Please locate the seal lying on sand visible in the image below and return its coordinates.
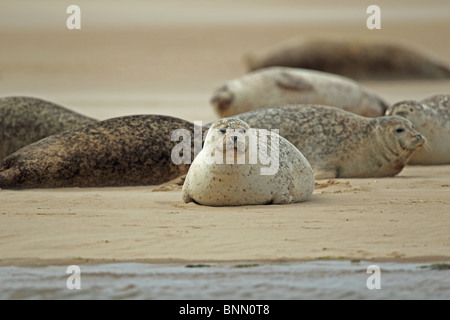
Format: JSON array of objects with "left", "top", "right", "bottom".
[
  {"left": 0, "top": 96, "right": 96, "bottom": 160},
  {"left": 386, "top": 94, "right": 450, "bottom": 165},
  {"left": 245, "top": 37, "right": 450, "bottom": 80},
  {"left": 0, "top": 115, "right": 205, "bottom": 189},
  {"left": 210, "top": 67, "right": 388, "bottom": 118},
  {"left": 182, "top": 118, "right": 314, "bottom": 206},
  {"left": 231, "top": 105, "right": 425, "bottom": 179}
]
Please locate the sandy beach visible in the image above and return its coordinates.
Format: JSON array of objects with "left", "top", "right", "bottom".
[
  {"left": 1, "top": 165, "right": 450, "bottom": 267},
  {"left": 1, "top": 0, "right": 450, "bottom": 269}
]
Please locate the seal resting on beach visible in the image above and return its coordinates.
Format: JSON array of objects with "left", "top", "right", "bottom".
[
  {"left": 210, "top": 67, "right": 388, "bottom": 118},
  {"left": 182, "top": 118, "right": 314, "bottom": 206},
  {"left": 0, "top": 115, "right": 205, "bottom": 189},
  {"left": 386, "top": 94, "right": 450, "bottom": 165},
  {"left": 245, "top": 37, "right": 450, "bottom": 80},
  {"left": 231, "top": 105, "right": 426, "bottom": 179},
  {"left": 0, "top": 96, "right": 96, "bottom": 160}
]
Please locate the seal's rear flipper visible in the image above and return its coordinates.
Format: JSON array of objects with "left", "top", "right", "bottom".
[{"left": 0, "top": 167, "right": 20, "bottom": 189}]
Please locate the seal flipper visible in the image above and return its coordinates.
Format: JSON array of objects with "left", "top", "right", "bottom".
[
  {"left": 181, "top": 187, "right": 193, "bottom": 204},
  {"left": 275, "top": 71, "right": 314, "bottom": 91},
  {"left": 0, "top": 167, "right": 20, "bottom": 189}
]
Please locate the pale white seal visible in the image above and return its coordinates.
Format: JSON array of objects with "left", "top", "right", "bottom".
[
  {"left": 386, "top": 94, "right": 450, "bottom": 165},
  {"left": 0, "top": 115, "right": 205, "bottom": 189},
  {"left": 182, "top": 118, "right": 315, "bottom": 206},
  {"left": 210, "top": 67, "right": 387, "bottom": 118}
]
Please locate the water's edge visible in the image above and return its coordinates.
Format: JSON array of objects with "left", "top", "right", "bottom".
[{"left": 1, "top": 260, "right": 448, "bottom": 299}]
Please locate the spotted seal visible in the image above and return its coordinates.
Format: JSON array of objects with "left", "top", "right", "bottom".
[
  {"left": 386, "top": 94, "right": 450, "bottom": 165},
  {"left": 0, "top": 96, "right": 96, "bottom": 160},
  {"left": 182, "top": 118, "right": 314, "bottom": 206},
  {"left": 0, "top": 115, "right": 205, "bottom": 189},
  {"left": 245, "top": 37, "right": 450, "bottom": 80}
]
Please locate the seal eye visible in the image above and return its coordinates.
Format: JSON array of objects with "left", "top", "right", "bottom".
[
  {"left": 395, "top": 128, "right": 405, "bottom": 133},
  {"left": 219, "top": 128, "right": 227, "bottom": 134}
]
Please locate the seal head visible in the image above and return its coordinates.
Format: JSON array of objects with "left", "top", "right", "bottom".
[{"left": 386, "top": 95, "right": 450, "bottom": 164}]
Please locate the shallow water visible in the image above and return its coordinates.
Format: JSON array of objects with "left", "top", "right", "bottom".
[{"left": 0, "top": 260, "right": 448, "bottom": 300}]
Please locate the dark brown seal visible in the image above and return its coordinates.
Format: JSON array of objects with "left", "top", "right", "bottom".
[
  {"left": 246, "top": 38, "right": 450, "bottom": 80},
  {"left": 0, "top": 96, "right": 96, "bottom": 160},
  {"left": 0, "top": 115, "right": 205, "bottom": 189}
]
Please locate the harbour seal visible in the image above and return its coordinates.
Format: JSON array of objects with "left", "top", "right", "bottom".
[
  {"left": 386, "top": 94, "right": 450, "bottom": 165},
  {"left": 231, "top": 105, "right": 425, "bottom": 179},
  {"left": 245, "top": 37, "right": 450, "bottom": 80},
  {"left": 182, "top": 118, "right": 314, "bottom": 206},
  {"left": 0, "top": 115, "right": 205, "bottom": 189},
  {"left": 210, "top": 67, "right": 388, "bottom": 118},
  {"left": 0, "top": 96, "right": 96, "bottom": 160}
]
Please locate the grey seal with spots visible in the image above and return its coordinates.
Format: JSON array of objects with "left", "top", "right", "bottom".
[
  {"left": 210, "top": 67, "right": 388, "bottom": 118},
  {"left": 0, "top": 115, "right": 205, "bottom": 189},
  {"left": 386, "top": 94, "right": 450, "bottom": 165},
  {"left": 232, "top": 105, "right": 425, "bottom": 179},
  {"left": 245, "top": 37, "right": 450, "bottom": 80},
  {"left": 0, "top": 96, "right": 96, "bottom": 160},
  {"left": 182, "top": 118, "right": 314, "bottom": 206}
]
